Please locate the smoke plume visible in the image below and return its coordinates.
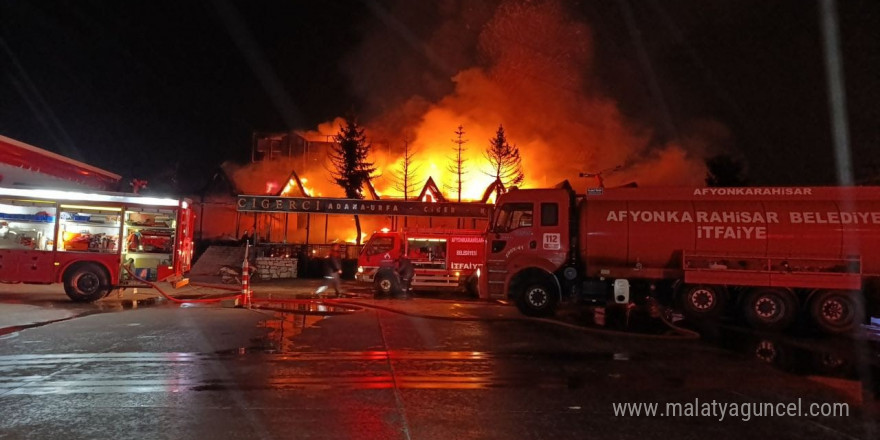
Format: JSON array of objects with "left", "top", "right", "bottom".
[{"left": 238, "top": 0, "right": 715, "bottom": 202}]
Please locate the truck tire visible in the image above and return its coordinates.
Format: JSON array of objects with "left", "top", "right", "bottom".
[
  {"left": 516, "top": 283, "right": 558, "bottom": 317},
  {"left": 680, "top": 284, "right": 726, "bottom": 320},
  {"left": 374, "top": 272, "right": 398, "bottom": 297},
  {"left": 63, "top": 263, "right": 110, "bottom": 302},
  {"left": 743, "top": 288, "right": 797, "bottom": 331},
  {"left": 810, "top": 290, "right": 864, "bottom": 335}
]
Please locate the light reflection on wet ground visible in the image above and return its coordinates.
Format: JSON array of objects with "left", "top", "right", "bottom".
[
  {"left": 0, "top": 348, "right": 641, "bottom": 395},
  {"left": 704, "top": 325, "right": 880, "bottom": 401},
  {"left": 557, "top": 304, "right": 880, "bottom": 403},
  {"left": 1, "top": 294, "right": 878, "bottom": 407}
]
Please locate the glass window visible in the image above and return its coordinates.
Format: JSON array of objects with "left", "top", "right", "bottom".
[
  {"left": 541, "top": 203, "right": 558, "bottom": 226},
  {"left": 366, "top": 236, "right": 395, "bottom": 255},
  {"left": 493, "top": 203, "right": 534, "bottom": 231},
  {"left": 407, "top": 238, "right": 447, "bottom": 262}
]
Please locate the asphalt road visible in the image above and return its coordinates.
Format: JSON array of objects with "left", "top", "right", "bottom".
[{"left": 0, "top": 282, "right": 878, "bottom": 440}]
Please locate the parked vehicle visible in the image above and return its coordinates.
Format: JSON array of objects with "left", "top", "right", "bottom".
[
  {"left": 0, "top": 187, "right": 193, "bottom": 301},
  {"left": 482, "top": 183, "right": 880, "bottom": 334},
  {"left": 356, "top": 228, "right": 484, "bottom": 296}
]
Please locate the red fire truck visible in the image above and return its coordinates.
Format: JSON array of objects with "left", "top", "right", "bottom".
[
  {"left": 482, "top": 183, "right": 880, "bottom": 334},
  {"left": 356, "top": 228, "right": 485, "bottom": 296},
  {"left": 0, "top": 187, "right": 194, "bottom": 301}
]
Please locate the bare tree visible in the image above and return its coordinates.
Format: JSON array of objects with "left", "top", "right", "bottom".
[
  {"left": 484, "top": 124, "right": 524, "bottom": 196},
  {"left": 328, "top": 113, "right": 377, "bottom": 245},
  {"left": 392, "top": 133, "right": 420, "bottom": 201},
  {"left": 445, "top": 125, "right": 469, "bottom": 202}
]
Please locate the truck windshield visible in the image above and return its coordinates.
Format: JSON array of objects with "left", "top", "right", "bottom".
[
  {"left": 365, "top": 236, "right": 394, "bottom": 255},
  {"left": 492, "top": 203, "right": 533, "bottom": 232}
]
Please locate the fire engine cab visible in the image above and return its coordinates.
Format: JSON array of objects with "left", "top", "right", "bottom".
[{"left": 356, "top": 228, "right": 484, "bottom": 296}]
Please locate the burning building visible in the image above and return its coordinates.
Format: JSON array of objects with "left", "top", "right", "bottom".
[
  {"left": 196, "top": 0, "right": 724, "bottom": 255},
  {"left": 194, "top": 129, "right": 494, "bottom": 251}
]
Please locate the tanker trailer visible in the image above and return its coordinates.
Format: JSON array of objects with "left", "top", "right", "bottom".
[{"left": 482, "top": 183, "right": 880, "bottom": 334}]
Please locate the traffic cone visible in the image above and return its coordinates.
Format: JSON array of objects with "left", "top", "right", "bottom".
[{"left": 241, "top": 258, "right": 251, "bottom": 307}]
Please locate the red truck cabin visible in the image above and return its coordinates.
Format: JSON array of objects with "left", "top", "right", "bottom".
[{"left": 356, "top": 228, "right": 484, "bottom": 293}]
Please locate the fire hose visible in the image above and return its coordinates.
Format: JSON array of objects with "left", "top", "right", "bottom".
[
  {"left": 122, "top": 267, "right": 699, "bottom": 340},
  {"left": 123, "top": 266, "right": 241, "bottom": 304},
  {"left": 329, "top": 298, "right": 700, "bottom": 340}
]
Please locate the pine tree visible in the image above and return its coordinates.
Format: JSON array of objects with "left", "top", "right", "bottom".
[
  {"left": 328, "top": 113, "right": 377, "bottom": 244},
  {"left": 392, "top": 133, "right": 420, "bottom": 201},
  {"left": 445, "top": 125, "right": 469, "bottom": 202},
  {"left": 484, "top": 124, "right": 524, "bottom": 195}
]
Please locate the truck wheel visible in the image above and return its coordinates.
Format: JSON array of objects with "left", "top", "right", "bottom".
[
  {"left": 63, "top": 263, "right": 110, "bottom": 302},
  {"left": 743, "top": 288, "right": 797, "bottom": 331},
  {"left": 516, "top": 283, "right": 558, "bottom": 317},
  {"left": 810, "top": 290, "right": 864, "bottom": 335},
  {"left": 680, "top": 285, "right": 726, "bottom": 320},
  {"left": 374, "top": 273, "right": 397, "bottom": 297}
]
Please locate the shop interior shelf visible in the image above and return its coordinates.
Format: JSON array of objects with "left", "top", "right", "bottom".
[{"left": 0, "top": 213, "right": 55, "bottom": 223}]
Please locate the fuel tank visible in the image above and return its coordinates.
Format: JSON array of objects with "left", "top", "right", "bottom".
[{"left": 579, "top": 187, "right": 880, "bottom": 276}]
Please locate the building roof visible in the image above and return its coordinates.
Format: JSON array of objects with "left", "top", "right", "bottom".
[
  {"left": 417, "top": 176, "right": 447, "bottom": 203},
  {"left": 0, "top": 135, "right": 121, "bottom": 190}
]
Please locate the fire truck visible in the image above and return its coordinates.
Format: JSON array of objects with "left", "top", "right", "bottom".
[
  {"left": 482, "top": 183, "right": 880, "bottom": 334},
  {"left": 356, "top": 228, "right": 485, "bottom": 296},
  {"left": 0, "top": 187, "right": 194, "bottom": 301}
]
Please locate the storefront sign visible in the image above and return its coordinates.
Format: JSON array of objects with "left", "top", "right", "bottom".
[{"left": 237, "top": 196, "right": 491, "bottom": 218}]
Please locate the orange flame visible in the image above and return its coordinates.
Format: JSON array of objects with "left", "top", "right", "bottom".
[{"left": 234, "top": 0, "right": 715, "bottom": 214}]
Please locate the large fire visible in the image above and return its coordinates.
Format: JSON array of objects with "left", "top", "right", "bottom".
[
  {"left": 293, "top": 0, "right": 710, "bottom": 201},
  {"left": 226, "top": 0, "right": 720, "bottom": 243}
]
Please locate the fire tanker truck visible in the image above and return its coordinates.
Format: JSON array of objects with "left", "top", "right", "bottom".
[
  {"left": 0, "top": 187, "right": 193, "bottom": 302},
  {"left": 482, "top": 183, "right": 880, "bottom": 334},
  {"left": 356, "top": 228, "right": 484, "bottom": 296}
]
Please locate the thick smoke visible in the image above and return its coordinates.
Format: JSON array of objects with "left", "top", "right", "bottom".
[
  {"left": 342, "top": 0, "right": 711, "bottom": 194},
  {"left": 238, "top": 0, "right": 714, "bottom": 203}
]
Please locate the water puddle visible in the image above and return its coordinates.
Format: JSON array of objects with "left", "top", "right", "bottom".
[
  {"left": 255, "top": 301, "right": 362, "bottom": 316},
  {"left": 705, "top": 326, "right": 880, "bottom": 402},
  {"left": 235, "top": 302, "right": 363, "bottom": 353}
]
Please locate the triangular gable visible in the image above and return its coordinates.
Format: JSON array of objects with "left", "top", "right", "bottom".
[
  {"left": 479, "top": 178, "right": 505, "bottom": 203},
  {"left": 417, "top": 176, "right": 447, "bottom": 203},
  {"left": 276, "top": 169, "right": 311, "bottom": 197},
  {"left": 199, "top": 167, "right": 242, "bottom": 198}
]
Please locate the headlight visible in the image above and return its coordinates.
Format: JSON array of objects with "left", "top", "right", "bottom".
[
  {"left": 357, "top": 266, "right": 364, "bottom": 273},
  {"left": 476, "top": 268, "right": 481, "bottom": 277}
]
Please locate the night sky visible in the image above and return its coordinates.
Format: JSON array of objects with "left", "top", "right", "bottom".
[{"left": 1, "top": 0, "right": 878, "bottom": 194}]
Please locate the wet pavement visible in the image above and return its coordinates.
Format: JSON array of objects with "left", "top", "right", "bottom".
[{"left": 0, "top": 278, "right": 878, "bottom": 439}]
